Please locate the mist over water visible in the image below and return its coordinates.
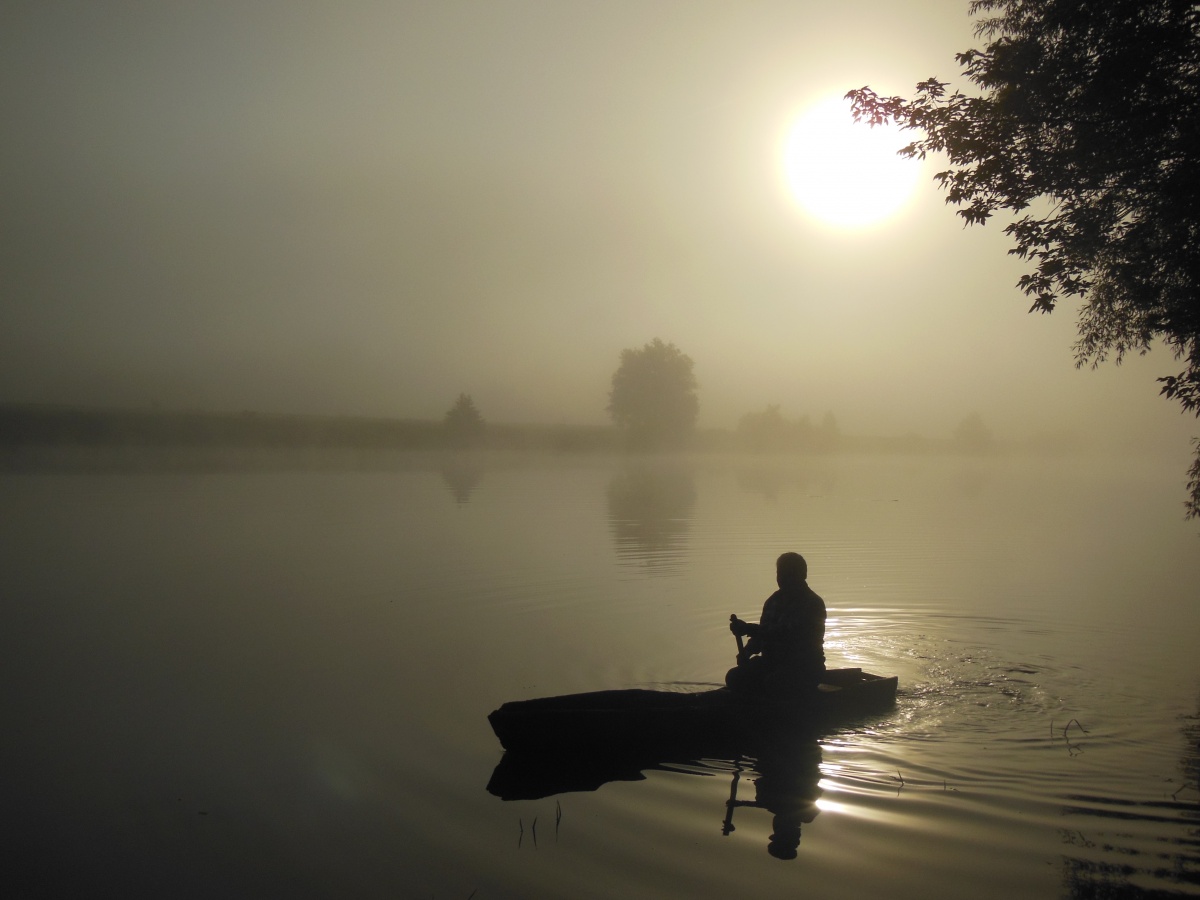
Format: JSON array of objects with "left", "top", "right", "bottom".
[
  {"left": 3, "top": 0, "right": 1196, "bottom": 464},
  {"left": 3, "top": 451, "right": 1198, "bottom": 898},
  {"left": 6, "top": 4, "right": 1198, "bottom": 893}
]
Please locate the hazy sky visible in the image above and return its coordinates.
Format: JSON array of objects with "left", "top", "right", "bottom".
[{"left": 2, "top": 0, "right": 1194, "bottom": 451}]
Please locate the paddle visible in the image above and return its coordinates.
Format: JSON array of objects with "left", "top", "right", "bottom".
[{"left": 730, "top": 614, "right": 745, "bottom": 661}]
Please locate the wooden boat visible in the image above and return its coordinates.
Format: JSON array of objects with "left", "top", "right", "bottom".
[{"left": 487, "top": 667, "right": 897, "bottom": 754}]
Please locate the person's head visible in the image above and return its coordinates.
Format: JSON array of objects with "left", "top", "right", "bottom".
[{"left": 776, "top": 552, "right": 807, "bottom": 590}]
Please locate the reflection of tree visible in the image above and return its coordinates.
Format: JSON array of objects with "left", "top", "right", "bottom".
[
  {"left": 735, "top": 462, "right": 837, "bottom": 502},
  {"left": 735, "top": 465, "right": 811, "bottom": 501},
  {"left": 440, "top": 456, "right": 483, "bottom": 505},
  {"left": 606, "top": 466, "right": 695, "bottom": 572}
]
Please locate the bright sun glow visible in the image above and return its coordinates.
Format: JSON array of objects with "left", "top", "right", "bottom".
[{"left": 782, "top": 94, "right": 922, "bottom": 230}]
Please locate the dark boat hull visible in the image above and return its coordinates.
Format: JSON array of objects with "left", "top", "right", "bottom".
[{"left": 487, "top": 668, "right": 897, "bottom": 754}]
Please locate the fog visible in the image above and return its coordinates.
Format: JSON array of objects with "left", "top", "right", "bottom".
[{"left": 2, "top": 0, "right": 1193, "bottom": 455}]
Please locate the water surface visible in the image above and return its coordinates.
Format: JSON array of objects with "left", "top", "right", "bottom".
[{"left": 3, "top": 452, "right": 1198, "bottom": 898}]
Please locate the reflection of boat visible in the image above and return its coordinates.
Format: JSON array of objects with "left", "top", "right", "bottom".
[
  {"left": 487, "top": 745, "right": 731, "bottom": 801},
  {"left": 486, "top": 729, "right": 827, "bottom": 860},
  {"left": 487, "top": 668, "right": 897, "bottom": 754}
]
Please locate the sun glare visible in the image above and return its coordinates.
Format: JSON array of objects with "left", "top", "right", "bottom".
[{"left": 781, "top": 94, "right": 922, "bottom": 230}]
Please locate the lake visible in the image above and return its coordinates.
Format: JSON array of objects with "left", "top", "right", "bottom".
[{"left": 3, "top": 451, "right": 1199, "bottom": 899}]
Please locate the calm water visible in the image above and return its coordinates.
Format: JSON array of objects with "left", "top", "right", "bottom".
[{"left": 3, "top": 452, "right": 1199, "bottom": 898}]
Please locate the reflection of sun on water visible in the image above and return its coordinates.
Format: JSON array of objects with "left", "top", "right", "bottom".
[{"left": 781, "top": 94, "right": 922, "bottom": 230}]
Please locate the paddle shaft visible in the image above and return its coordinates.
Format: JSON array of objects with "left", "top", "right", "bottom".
[{"left": 730, "top": 614, "right": 745, "bottom": 655}]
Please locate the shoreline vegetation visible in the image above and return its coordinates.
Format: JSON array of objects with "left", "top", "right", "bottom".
[{"left": 0, "top": 402, "right": 1094, "bottom": 472}]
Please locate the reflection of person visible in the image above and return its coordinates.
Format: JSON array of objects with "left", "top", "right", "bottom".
[
  {"left": 727, "top": 552, "right": 826, "bottom": 695},
  {"left": 723, "top": 739, "right": 823, "bottom": 860}
]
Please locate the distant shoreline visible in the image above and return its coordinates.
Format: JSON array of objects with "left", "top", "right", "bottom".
[
  {"left": 0, "top": 401, "right": 1086, "bottom": 465},
  {"left": 0, "top": 402, "right": 620, "bottom": 457}
]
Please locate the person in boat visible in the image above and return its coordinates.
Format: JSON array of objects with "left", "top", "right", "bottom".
[{"left": 726, "top": 552, "right": 826, "bottom": 695}]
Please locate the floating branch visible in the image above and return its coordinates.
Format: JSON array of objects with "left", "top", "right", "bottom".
[
  {"left": 555, "top": 801, "right": 562, "bottom": 839},
  {"left": 1063, "top": 718, "right": 1089, "bottom": 737},
  {"left": 531, "top": 816, "right": 538, "bottom": 849}
]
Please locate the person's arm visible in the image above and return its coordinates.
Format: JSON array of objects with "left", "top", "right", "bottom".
[
  {"left": 729, "top": 615, "right": 763, "bottom": 638},
  {"left": 729, "top": 615, "right": 762, "bottom": 664}
]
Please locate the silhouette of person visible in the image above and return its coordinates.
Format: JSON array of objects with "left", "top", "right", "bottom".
[{"left": 727, "top": 552, "right": 826, "bottom": 695}]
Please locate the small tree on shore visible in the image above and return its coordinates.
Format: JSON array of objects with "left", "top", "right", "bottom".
[
  {"left": 954, "top": 412, "right": 995, "bottom": 453},
  {"left": 443, "top": 393, "right": 485, "bottom": 448}
]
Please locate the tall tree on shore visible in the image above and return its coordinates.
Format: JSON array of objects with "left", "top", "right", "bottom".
[
  {"left": 607, "top": 338, "right": 699, "bottom": 450},
  {"left": 847, "top": 0, "right": 1200, "bottom": 515}
]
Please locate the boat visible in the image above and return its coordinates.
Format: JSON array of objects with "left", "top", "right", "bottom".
[{"left": 487, "top": 667, "right": 897, "bottom": 755}]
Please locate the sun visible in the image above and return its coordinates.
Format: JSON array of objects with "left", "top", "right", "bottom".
[{"left": 781, "top": 93, "right": 923, "bottom": 230}]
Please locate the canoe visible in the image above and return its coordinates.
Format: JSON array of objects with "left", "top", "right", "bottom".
[{"left": 487, "top": 667, "right": 897, "bottom": 754}]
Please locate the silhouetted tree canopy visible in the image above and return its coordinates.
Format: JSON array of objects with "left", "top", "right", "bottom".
[
  {"left": 847, "top": 0, "right": 1200, "bottom": 515},
  {"left": 607, "top": 338, "right": 699, "bottom": 450},
  {"left": 443, "top": 393, "right": 485, "bottom": 447},
  {"left": 735, "top": 405, "right": 843, "bottom": 453},
  {"left": 738, "top": 405, "right": 806, "bottom": 452}
]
